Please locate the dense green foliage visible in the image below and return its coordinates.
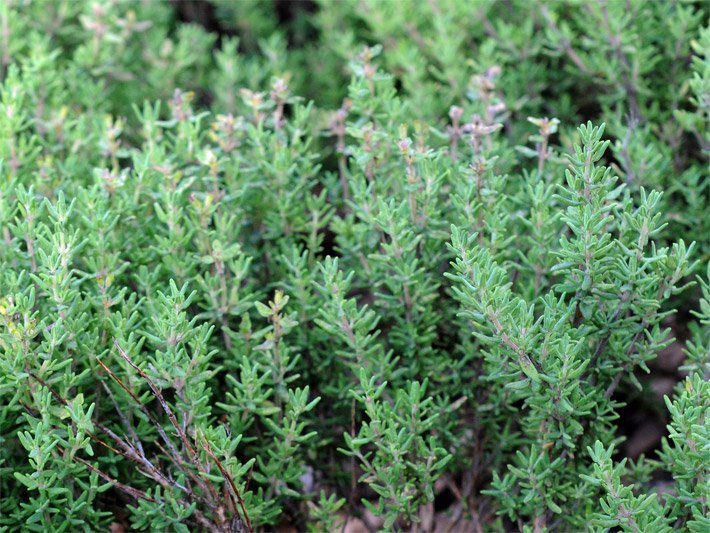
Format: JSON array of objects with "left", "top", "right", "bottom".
[{"left": 0, "top": 1, "right": 708, "bottom": 531}]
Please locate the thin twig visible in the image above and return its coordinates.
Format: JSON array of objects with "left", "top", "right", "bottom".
[
  {"left": 107, "top": 344, "right": 221, "bottom": 505},
  {"left": 199, "top": 431, "right": 253, "bottom": 532},
  {"left": 541, "top": 6, "right": 593, "bottom": 76}
]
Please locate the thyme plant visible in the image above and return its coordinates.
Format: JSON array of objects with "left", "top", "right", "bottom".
[{"left": 0, "top": 1, "right": 708, "bottom": 531}]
